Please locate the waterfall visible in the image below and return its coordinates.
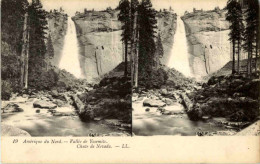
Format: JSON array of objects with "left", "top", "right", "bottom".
[
  {"left": 59, "top": 17, "right": 82, "bottom": 78},
  {"left": 168, "top": 16, "right": 191, "bottom": 77}
]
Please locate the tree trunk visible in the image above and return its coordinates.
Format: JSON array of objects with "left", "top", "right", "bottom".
[
  {"left": 99, "top": 48, "right": 103, "bottom": 74},
  {"left": 232, "top": 40, "right": 235, "bottom": 74},
  {"left": 250, "top": 47, "right": 252, "bottom": 74},
  {"left": 124, "top": 40, "right": 128, "bottom": 77},
  {"left": 95, "top": 51, "right": 100, "bottom": 75},
  {"left": 134, "top": 11, "right": 139, "bottom": 88},
  {"left": 130, "top": 4, "right": 135, "bottom": 87},
  {"left": 24, "top": 32, "right": 29, "bottom": 89},
  {"left": 204, "top": 46, "right": 208, "bottom": 74},
  {"left": 237, "top": 40, "right": 240, "bottom": 73},
  {"left": 20, "top": 12, "right": 28, "bottom": 88},
  {"left": 132, "top": 11, "right": 137, "bottom": 88},
  {"left": 255, "top": 35, "right": 258, "bottom": 72},
  {"left": 247, "top": 49, "right": 250, "bottom": 75}
]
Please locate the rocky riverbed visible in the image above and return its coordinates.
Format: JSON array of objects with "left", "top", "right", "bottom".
[
  {"left": 133, "top": 65, "right": 260, "bottom": 136},
  {"left": 132, "top": 88, "right": 243, "bottom": 136},
  {"left": 1, "top": 88, "right": 130, "bottom": 137}
]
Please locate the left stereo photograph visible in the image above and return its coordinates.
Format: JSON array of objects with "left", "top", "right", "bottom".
[{"left": 1, "top": 0, "right": 132, "bottom": 137}]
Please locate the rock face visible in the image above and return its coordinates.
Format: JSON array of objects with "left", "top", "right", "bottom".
[
  {"left": 72, "top": 10, "right": 177, "bottom": 82},
  {"left": 182, "top": 9, "right": 232, "bottom": 77},
  {"left": 76, "top": 63, "right": 132, "bottom": 125},
  {"left": 156, "top": 11, "right": 177, "bottom": 65},
  {"left": 47, "top": 12, "right": 68, "bottom": 66},
  {"left": 73, "top": 10, "right": 123, "bottom": 82}
]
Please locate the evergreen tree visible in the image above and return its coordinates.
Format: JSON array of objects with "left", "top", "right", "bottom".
[
  {"left": 154, "top": 33, "right": 163, "bottom": 69},
  {"left": 1, "top": 0, "right": 28, "bottom": 89},
  {"left": 243, "top": 0, "right": 259, "bottom": 74},
  {"left": 1, "top": 0, "right": 28, "bottom": 54},
  {"left": 235, "top": 2, "right": 244, "bottom": 73},
  {"left": 118, "top": 0, "right": 131, "bottom": 77},
  {"left": 47, "top": 34, "right": 54, "bottom": 59},
  {"left": 28, "top": 0, "right": 48, "bottom": 83},
  {"left": 138, "top": 0, "right": 157, "bottom": 77},
  {"left": 226, "top": 0, "right": 243, "bottom": 74}
]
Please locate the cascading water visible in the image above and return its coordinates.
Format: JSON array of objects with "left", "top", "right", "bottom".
[
  {"left": 168, "top": 16, "right": 191, "bottom": 77},
  {"left": 59, "top": 17, "right": 82, "bottom": 78}
]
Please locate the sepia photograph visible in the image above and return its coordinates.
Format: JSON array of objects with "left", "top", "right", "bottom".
[
  {"left": 131, "top": 0, "right": 259, "bottom": 136},
  {"left": 1, "top": 0, "right": 132, "bottom": 137},
  {"left": 0, "top": 0, "right": 259, "bottom": 163}
]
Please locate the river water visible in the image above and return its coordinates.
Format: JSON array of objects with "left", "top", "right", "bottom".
[
  {"left": 59, "top": 17, "right": 82, "bottom": 78},
  {"left": 133, "top": 98, "right": 231, "bottom": 136},
  {"left": 1, "top": 97, "right": 125, "bottom": 136}
]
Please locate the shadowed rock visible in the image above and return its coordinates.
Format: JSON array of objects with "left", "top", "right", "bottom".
[{"left": 33, "top": 100, "right": 57, "bottom": 109}]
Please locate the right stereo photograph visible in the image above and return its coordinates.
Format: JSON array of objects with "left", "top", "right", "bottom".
[{"left": 131, "top": 0, "right": 259, "bottom": 136}]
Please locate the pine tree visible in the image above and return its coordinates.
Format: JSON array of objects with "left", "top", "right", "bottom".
[
  {"left": 154, "top": 33, "right": 163, "bottom": 69},
  {"left": 28, "top": 0, "right": 48, "bottom": 84},
  {"left": 1, "top": 0, "right": 28, "bottom": 54},
  {"left": 138, "top": 0, "right": 157, "bottom": 77},
  {"left": 226, "top": 0, "right": 243, "bottom": 74},
  {"left": 118, "top": 0, "right": 131, "bottom": 77},
  {"left": 235, "top": 2, "right": 244, "bottom": 73},
  {"left": 1, "top": 0, "right": 29, "bottom": 89},
  {"left": 243, "top": 0, "right": 259, "bottom": 75},
  {"left": 47, "top": 34, "right": 54, "bottom": 59}
]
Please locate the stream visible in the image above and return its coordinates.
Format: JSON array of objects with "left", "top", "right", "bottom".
[
  {"left": 133, "top": 97, "right": 235, "bottom": 136},
  {"left": 1, "top": 97, "right": 125, "bottom": 136}
]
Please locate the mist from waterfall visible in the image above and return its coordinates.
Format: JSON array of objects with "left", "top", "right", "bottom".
[
  {"left": 168, "top": 16, "right": 191, "bottom": 77},
  {"left": 59, "top": 17, "right": 82, "bottom": 78}
]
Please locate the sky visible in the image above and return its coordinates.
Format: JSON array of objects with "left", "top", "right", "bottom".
[{"left": 39, "top": 0, "right": 228, "bottom": 16}]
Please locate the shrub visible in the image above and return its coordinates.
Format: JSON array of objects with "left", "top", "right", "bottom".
[
  {"left": 1, "top": 80, "right": 13, "bottom": 100},
  {"left": 139, "top": 68, "right": 168, "bottom": 89}
]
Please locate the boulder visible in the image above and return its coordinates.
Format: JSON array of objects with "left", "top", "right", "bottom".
[
  {"left": 143, "top": 99, "right": 166, "bottom": 107},
  {"left": 137, "top": 97, "right": 144, "bottom": 101},
  {"left": 1, "top": 124, "right": 31, "bottom": 136},
  {"left": 53, "top": 99, "right": 65, "bottom": 107},
  {"left": 164, "top": 98, "right": 174, "bottom": 106},
  {"left": 2, "top": 103, "right": 24, "bottom": 113},
  {"left": 145, "top": 108, "right": 150, "bottom": 112},
  {"left": 50, "top": 89, "right": 59, "bottom": 97},
  {"left": 160, "top": 88, "right": 168, "bottom": 95},
  {"left": 33, "top": 100, "right": 57, "bottom": 109},
  {"left": 157, "top": 107, "right": 166, "bottom": 113},
  {"left": 161, "top": 110, "right": 172, "bottom": 115}
]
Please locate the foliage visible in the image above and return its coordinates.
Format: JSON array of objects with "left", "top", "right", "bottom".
[
  {"left": 139, "top": 68, "right": 168, "bottom": 89},
  {"left": 46, "top": 34, "right": 54, "bottom": 59},
  {"left": 28, "top": 68, "right": 58, "bottom": 90},
  {"left": 1, "top": 80, "right": 13, "bottom": 100},
  {"left": 1, "top": 0, "right": 28, "bottom": 96},
  {"left": 118, "top": 0, "right": 131, "bottom": 45},
  {"left": 138, "top": 0, "right": 157, "bottom": 77},
  {"left": 226, "top": 0, "right": 244, "bottom": 73},
  {"left": 243, "top": 0, "right": 259, "bottom": 73},
  {"left": 28, "top": 0, "right": 49, "bottom": 84},
  {"left": 1, "top": 0, "right": 28, "bottom": 53}
]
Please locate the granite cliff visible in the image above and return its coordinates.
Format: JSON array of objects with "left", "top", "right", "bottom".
[
  {"left": 182, "top": 9, "right": 231, "bottom": 78},
  {"left": 72, "top": 10, "right": 177, "bottom": 82},
  {"left": 47, "top": 11, "right": 68, "bottom": 66}
]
